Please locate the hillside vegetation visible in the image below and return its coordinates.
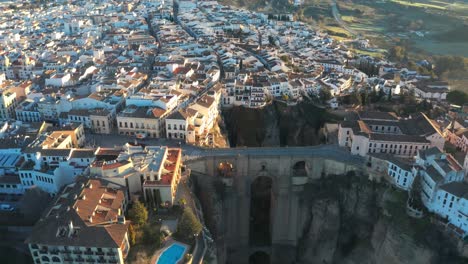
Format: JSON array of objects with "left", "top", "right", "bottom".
[{"left": 222, "top": 101, "right": 341, "bottom": 147}]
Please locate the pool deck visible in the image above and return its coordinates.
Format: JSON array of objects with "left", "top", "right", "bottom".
[{"left": 151, "top": 239, "right": 190, "bottom": 264}]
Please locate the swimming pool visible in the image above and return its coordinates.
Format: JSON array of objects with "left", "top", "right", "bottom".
[{"left": 156, "top": 243, "right": 187, "bottom": 264}]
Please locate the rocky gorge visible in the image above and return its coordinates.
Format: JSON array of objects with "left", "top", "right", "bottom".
[
  {"left": 193, "top": 171, "right": 467, "bottom": 264},
  {"left": 222, "top": 101, "right": 339, "bottom": 147}
]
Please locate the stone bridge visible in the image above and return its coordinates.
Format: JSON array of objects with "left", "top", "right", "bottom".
[{"left": 185, "top": 145, "right": 367, "bottom": 264}]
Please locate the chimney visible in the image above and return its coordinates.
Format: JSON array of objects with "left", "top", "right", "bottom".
[{"left": 67, "top": 221, "right": 74, "bottom": 237}]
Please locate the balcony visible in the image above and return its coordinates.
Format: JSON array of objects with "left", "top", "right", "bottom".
[
  {"left": 96, "top": 251, "right": 105, "bottom": 256},
  {"left": 84, "top": 250, "right": 93, "bottom": 255},
  {"left": 72, "top": 250, "right": 82, "bottom": 255}
]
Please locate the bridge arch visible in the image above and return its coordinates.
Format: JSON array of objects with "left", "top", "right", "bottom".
[{"left": 250, "top": 175, "right": 273, "bottom": 246}]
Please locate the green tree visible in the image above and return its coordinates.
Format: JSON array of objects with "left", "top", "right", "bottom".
[
  {"left": 388, "top": 46, "right": 406, "bottom": 62},
  {"left": 175, "top": 208, "right": 202, "bottom": 242},
  {"left": 446, "top": 90, "right": 468, "bottom": 106},
  {"left": 142, "top": 224, "right": 163, "bottom": 246},
  {"left": 318, "top": 88, "right": 332, "bottom": 104},
  {"left": 128, "top": 201, "right": 148, "bottom": 226},
  {"left": 360, "top": 91, "right": 369, "bottom": 105},
  {"left": 128, "top": 224, "right": 137, "bottom": 246},
  {"left": 433, "top": 55, "right": 466, "bottom": 77}
]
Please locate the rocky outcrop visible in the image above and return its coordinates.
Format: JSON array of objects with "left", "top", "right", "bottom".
[
  {"left": 371, "top": 219, "right": 434, "bottom": 264},
  {"left": 298, "top": 199, "right": 341, "bottom": 264},
  {"left": 296, "top": 173, "right": 463, "bottom": 264}
]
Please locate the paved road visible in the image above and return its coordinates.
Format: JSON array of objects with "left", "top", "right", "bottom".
[{"left": 330, "top": 1, "right": 357, "bottom": 37}]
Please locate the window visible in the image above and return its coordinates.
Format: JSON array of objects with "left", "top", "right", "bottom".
[{"left": 168, "top": 124, "right": 171, "bottom": 130}]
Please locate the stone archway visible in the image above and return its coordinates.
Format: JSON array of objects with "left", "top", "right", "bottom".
[
  {"left": 249, "top": 251, "right": 270, "bottom": 264},
  {"left": 249, "top": 176, "right": 273, "bottom": 246}
]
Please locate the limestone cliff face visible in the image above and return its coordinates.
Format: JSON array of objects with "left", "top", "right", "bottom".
[
  {"left": 296, "top": 174, "right": 461, "bottom": 264},
  {"left": 370, "top": 220, "right": 434, "bottom": 264}
]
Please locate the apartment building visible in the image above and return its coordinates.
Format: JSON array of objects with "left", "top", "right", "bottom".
[
  {"left": 0, "top": 88, "right": 17, "bottom": 120},
  {"left": 165, "top": 94, "right": 218, "bottom": 144},
  {"left": 165, "top": 110, "right": 188, "bottom": 141},
  {"left": 117, "top": 105, "right": 168, "bottom": 138},
  {"left": 26, "top": 178, "right": 130, "bottom": 264},
  {"left": 90, "top": 108, "right": 114, "bottom": 134},
  {"left": 15, "top": 99, "right": 43, "bottom": 123},
  {"left": 415, "top": 147, "right": 464, "bottom": 210},
  {"left": 431, "top": 182, "right": 468, "bottom": 237}
]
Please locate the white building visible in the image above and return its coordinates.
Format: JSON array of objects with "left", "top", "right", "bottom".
[
  {"left": 339, "top": 111, "right": 445, "bottom": 157},
  {"left": 414, "top": 147, "right": 464, "bottom": 212},
  {"left": 432, "top": 182, "right": 468, "bottom": 237},
  {"left": 387, "top": 156, "right": 415, "bottom": 190},
  {"left": 15, "top": 99, "right": 43, "bottom": 123},
  {"left": 45, "top": 73, "right": 71, "bottom": 87}
]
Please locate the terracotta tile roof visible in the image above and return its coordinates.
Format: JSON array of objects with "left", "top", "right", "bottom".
[
  {"left": 152, "top": 107, "right": 167, "bottom": 118},
  {"left": 26, "top": 178, "right": 128, "bottom": 248}
]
